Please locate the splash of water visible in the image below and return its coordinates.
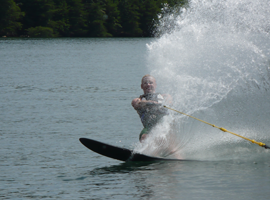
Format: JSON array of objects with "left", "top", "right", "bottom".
[{"left": 143, "top": 0, "right": 270, "bottom": 160}]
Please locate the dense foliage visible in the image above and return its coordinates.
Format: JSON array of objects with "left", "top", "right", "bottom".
[{"left": 0, "top": 0, "right": 187, "bottom": 37}]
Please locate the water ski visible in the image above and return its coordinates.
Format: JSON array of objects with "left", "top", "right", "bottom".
[{"left": 79, "top": 138, "right": 182, "bottom": 162}]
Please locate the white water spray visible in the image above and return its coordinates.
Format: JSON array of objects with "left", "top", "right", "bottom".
[{"left": 144, "top": 0, "right": 270, "bottom": 160}]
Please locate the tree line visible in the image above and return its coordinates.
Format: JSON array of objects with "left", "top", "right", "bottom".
[{"left": 0, "top": 0, "right": 187, "bottom": 37}]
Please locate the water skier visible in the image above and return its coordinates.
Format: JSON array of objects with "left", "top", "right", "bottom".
[{"left": 131, "top": 75, "right": 172, "bottom": 142}]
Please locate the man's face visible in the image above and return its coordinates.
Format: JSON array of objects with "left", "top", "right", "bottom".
[{"left": 141, "top": 77, "right": 156, "bottom": 94}]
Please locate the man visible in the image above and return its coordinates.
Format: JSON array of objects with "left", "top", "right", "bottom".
[{"left": 132, "top": 75, "right": 172, "bottom": 142}]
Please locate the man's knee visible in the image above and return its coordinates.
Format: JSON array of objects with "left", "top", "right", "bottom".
[{"left": 140, "top": 134, "right": 148, "bottom": 142}]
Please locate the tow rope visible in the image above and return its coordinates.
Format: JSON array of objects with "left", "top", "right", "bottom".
[{"left": 164, "top": 106, "right": 270, "bottom": 149}]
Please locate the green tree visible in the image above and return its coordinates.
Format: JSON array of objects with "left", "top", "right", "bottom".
[
  {"left": 104, "top": 0, "right": 121, "bottom": 36},
  {"left": 27, "top": 26, "right": 54, "bottom": 37},
  {"left": 66, "top": 0, "right": 87, "bottom": 36},
  {"left": 118, "top": 0, "right": 142, "bottom": 37},
  {"left": 48, "top": 0, "right": 70, "bottom": 36},
  {"left": 0, "top": 0, "right": 24, "bottom": 36},
  {"left": 85, "top": 1, "right": 110, "bottom": 37},
  {"left": 4, "top": 0, "right": 188, "bottom": 37},
  {"left": 139, "top": 0, "right": 164, "bottom": 37},
  {"left": 166, "top": 0, "right": 187, "bottom": 7},
  {"left": 18, "top": 0, "right": 55, "bottom": 31}
]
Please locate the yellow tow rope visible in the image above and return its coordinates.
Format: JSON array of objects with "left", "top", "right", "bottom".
[{"left": 164, "top": 105, "right": 270, "bottom": 149}]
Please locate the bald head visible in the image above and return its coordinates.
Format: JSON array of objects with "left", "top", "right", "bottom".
[
  {"left": 141, "top": 75, "right": 156, "bottom": 94},
  {"left": 141, "top": 75, "right": 156, "bottom": 84}
]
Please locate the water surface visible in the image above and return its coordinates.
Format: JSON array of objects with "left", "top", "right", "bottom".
[{"left": 1, "top": 1, "right": 270, "bottom": 197}]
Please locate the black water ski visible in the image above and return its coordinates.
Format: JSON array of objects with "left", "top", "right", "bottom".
[{"left": 79, "top": 138, "right": 181, "bottom": 162}]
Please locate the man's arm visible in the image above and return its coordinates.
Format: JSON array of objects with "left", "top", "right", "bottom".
[{"left": 131, "top": 98, "right": 159, "bottom": 110}]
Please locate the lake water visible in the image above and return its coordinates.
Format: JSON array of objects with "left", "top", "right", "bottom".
[
  {"left": 1, "top": 1, "right": 270, "bottom": 198},
  {"left": 1, "top": 37, "right": 270, "bottom": 200}
]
